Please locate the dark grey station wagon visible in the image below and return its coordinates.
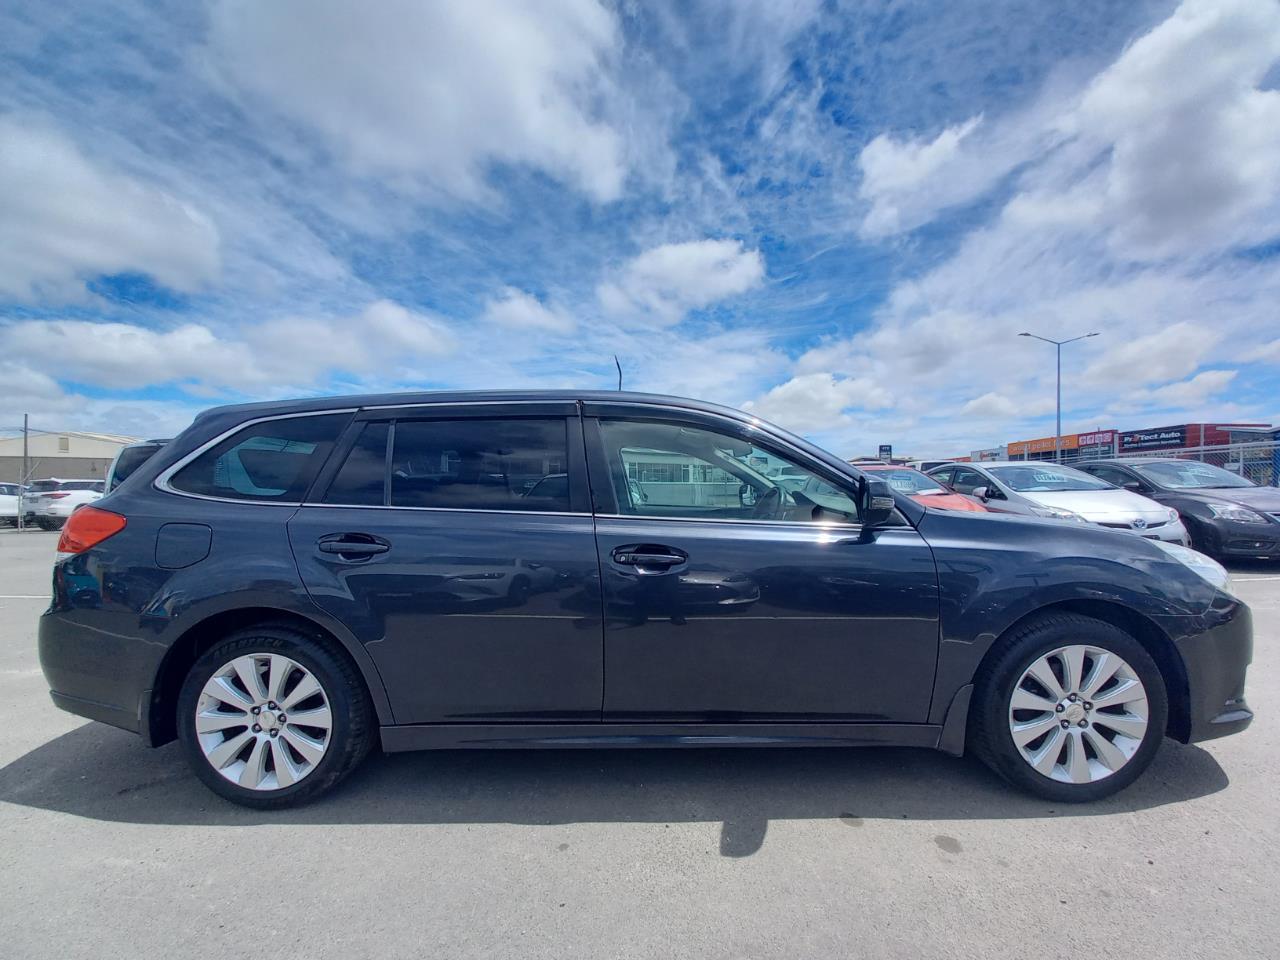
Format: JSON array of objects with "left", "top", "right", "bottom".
[{"left": 39, "top": 391, "right": 1252, "bottom": 807}]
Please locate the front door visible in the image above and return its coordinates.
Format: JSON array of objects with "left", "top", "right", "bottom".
[
  {"left": 583, "top": 407, "right": 940, "bottom": 723},
  {"left": 289, "top": 405, "right": 604, "bottom": 724}
]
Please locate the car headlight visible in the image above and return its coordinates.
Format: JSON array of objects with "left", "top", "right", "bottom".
[
  {"left": 1030, "top": 505, "right": 1088, "bottom": 523},
  {"left": 1166, "top": 507, "right": 1180, "bottom": 523},
  {"left": 1152, "top": 540, "right": 1232, "bottom": 593},
  {"left": 1206, "top": 502, "right": 1267, "bottom": 523}
]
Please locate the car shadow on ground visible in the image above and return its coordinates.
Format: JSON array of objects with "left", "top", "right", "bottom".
[{"left": 0, "top": 723, "right": 1229, "bottom": 856}]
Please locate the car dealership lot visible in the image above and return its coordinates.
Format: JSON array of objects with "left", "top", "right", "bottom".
[{"left": 1, "top": 530, "right": 1277, "bottom": 960}]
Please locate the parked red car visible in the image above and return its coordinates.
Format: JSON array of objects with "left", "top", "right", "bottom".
[{"left": 860, "top": 465, "right": 988, "bottom": 512}]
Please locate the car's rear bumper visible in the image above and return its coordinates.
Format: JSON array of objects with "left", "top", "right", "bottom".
[
  {"left": 1174, "top": 595, "right": 1254, "bottom": 743},
  {"left": 38, "top": 560, "right": 162, "bottom": 742}
]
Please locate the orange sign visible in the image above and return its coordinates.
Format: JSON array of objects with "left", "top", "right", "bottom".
[{"left": 1006, "top": 430, "right": 1114, "bottom": 457}]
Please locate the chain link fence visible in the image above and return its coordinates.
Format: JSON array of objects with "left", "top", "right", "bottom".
[{"left": 1057, "top": 441, "right": 1280, "bottom": 486}]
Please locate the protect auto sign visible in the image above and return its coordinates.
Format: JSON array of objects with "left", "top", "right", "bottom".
[{"left": 1119, "top": 425, "right": 1188, "bottom": 452}]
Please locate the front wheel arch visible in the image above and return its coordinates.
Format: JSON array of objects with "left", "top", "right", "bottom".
[{"left": 967, "top": 599, "right": 1190, "bottom": 744}]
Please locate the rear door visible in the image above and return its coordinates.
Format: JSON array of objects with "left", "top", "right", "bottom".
[
  {"left": 583, "top": 404, "right": 940, "bottom": 723},
  {"left": 289, "top": 403, "right": 604, "bottom": 724}
]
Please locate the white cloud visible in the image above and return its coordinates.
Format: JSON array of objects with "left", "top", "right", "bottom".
[
  {"left": 208, "top": 0, "right": 628, "bottom": 202},
  {"left": 788, "top": 0, "right": 1280, "bottom": 454},
  {"left": 858, "top": 116, "right": 983, "bottom": 236},
  {"left": 1, "top": 300, "right": 453, "bottom": 393},
  {"left": 1080, "top": 322, "right": 1218, "bottom": 388},
  {"left": 960, "top": 392, "right": 1020, "bottom": 419},
  {"left": 1142, "top": 369, "right": 1238, "bottom": 408},
  {"left": 0, "top": 116, "right": 220, "bottom": 301},
  {"left": 480, "top": 287, "right": 575, "bottom": 334},
  {"left": 597, "top": 239, "right": 765, "bottom": 324},
  {"left": 743, "top": 372, "right": 892, "bottom": 434},
  {"left": 1069, "top": 0, "right": 1280, "bottom": 259}
]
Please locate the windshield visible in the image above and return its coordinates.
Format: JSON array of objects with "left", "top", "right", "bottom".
[
  {"left": 867, "top": 468, "right": 946, "bottom": 495},
  {"left": 988, "top": 464, "right": 1114, "bottom": 493},
  {"left": 1132, "top": 460, "right": 1254, "bottom": 489}
]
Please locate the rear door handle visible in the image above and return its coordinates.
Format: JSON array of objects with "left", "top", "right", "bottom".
[
  {"left": 611, "top": 545, "right": 687, "bottom": 570},
  {"left": 318, "top": 534, "right": 390, "bottom": 561}
]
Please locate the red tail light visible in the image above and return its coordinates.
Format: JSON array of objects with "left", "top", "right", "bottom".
[
  {"left": 45, "top": 492, "right": 70, "bottom": 499},
  {"left": 57, "top": 506, "right": 127, "bottom": 555}
]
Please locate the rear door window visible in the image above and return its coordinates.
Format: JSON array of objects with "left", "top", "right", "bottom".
[
  {"left": 169, "top": 414, "right": 350, "bottom": 502},
  {"left": 389, "top": 418, "right": 571, "bottom": 512},
  {"left": 323, "top": 422, "right": 391, "bottom": 506}
]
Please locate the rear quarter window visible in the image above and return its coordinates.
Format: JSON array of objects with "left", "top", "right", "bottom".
[{"left": 168, "top": 414, "right": 350, "bottom": 502}]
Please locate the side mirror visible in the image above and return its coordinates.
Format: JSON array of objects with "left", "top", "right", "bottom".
[
  {"left": 860, "top": 477, "right": 896, "bottom": 527},
  {"left": 739, "top": 483, "right": 757, "bottom": 507},
  {"left": 1122, "top": 480, "right": 1141, "bottom": 492},
  {"left": 972, "top": 486, "right": 990, "bottom": 501}
]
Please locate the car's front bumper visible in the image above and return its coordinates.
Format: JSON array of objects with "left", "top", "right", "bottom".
[
  {"left": 1203, "top": 518, "right": 1280, "bottom": 557},
  {"left": 1172, "top": 594, "right": 1253, "bottom": 743}
]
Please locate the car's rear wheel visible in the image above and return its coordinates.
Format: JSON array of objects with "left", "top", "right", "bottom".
[
  {"left": 971, "top": 614, "right": 1167, "bottom": 802},
  {"left": 36, "top": 517, "right": 63, "bottom": 530},
  {"left": 177, "top": 625, "right": 375, "bottom": 808}
]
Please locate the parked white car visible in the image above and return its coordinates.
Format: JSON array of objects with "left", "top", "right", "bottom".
[
  {"left": 0, "top": 482, "right": 21, "bottom": 526},
  {"left": 928, "top": 461, "right": 1190, "bottom": 544},
  {"left": 25, "top": 478, "right": 105, "bottom": 530}
]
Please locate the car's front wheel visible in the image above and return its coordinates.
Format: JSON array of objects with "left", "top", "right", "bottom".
[
  {"left": 177, "top": 625, "right": 375, "bottom": 808},
  {"left": 971, "top": 613, "right": 1168, "bottom": 802}
]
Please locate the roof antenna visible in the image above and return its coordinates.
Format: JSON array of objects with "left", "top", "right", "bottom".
[{"left": 614, "top": 355, "right": 623, "bottom": 391}]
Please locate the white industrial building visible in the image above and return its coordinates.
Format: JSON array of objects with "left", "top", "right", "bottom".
[{"left": 0, "top": 430, "right": 137, "bottom": 484}]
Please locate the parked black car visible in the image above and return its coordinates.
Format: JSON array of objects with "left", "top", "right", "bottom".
[
  {"left": 1077, "top": 459, "right": 1280, "bottom": 559},
  {"left": 39, "top": 391, "right": 1252, "bottom": 808}
]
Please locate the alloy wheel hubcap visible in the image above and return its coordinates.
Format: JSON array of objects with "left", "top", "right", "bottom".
[
  {"left": 1008, "top": 644, "right": 1149, "bottom": 784},
  {"left": 195, "top": 654, "right": 333, "bottom": 791}
]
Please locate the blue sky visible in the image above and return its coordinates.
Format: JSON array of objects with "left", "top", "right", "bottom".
[{"left": 2, "top": 0, "right": 1279, "bottom": 456}]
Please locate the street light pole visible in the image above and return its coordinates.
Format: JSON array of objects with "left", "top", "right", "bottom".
[{"left": 1018, "top": 331, "right": 1100, "bottom": 463}]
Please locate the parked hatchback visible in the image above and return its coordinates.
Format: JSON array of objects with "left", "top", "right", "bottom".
[
  {"left": 1076, "top": 459, "right": 1280, "bottom": 559},
  {"left": 40, "top": 391, "right": 1251, "bottom": 808},
  {"left": 928, "top": 461, "right": 1189, "bottom": 544}
]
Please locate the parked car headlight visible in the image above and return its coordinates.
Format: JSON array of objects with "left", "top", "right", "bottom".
[
  {"left": 1206, "top": 502, "right": 1267, "bottom": 523},
  {"left": 1166, "top": 507, "right": 1180, "bottom": 522},
  {"left": 1152, "top": 541, "right": 1232, "bottom": 592},
  {"left": 1030, "top": 505, "right": 1087, "bottom": 523}
]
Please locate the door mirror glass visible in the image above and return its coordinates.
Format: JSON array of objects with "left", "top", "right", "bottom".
[{"left": 860, "top": 477, "right": 896, "bottom": 527}]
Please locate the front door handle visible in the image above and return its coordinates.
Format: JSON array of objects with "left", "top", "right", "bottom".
[
  {"left": 612, "top": 545, "right": 687, "bottom": 571},
  {"left": 318, "top": 534, "right": 390, "bottom": 561}
]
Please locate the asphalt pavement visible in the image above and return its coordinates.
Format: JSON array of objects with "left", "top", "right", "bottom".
[{"left": 1, "top": 529, "right": 1276, "bottom": 959}]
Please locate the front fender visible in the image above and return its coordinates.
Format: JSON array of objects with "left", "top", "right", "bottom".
[{"left": 917, "top": 510, "right": 1215, "bottom": 723}]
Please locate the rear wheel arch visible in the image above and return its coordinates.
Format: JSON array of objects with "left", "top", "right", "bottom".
[
  {"left": 147, "top": 606, "right": 392, "bottom": 746},
  {"left": 968, "top": 599, "right": 1190, "bottom": 743}
]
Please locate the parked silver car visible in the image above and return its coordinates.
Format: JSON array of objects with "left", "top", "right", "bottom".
[{"left": 927, "top": 461, "right": 1189, "bottom": 544}]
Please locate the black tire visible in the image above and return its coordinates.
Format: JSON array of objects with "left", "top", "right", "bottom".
[
  {"left": 177, "top": 625, "right": 375, "bottom": 809},
  {"left": 36, "top": 517, "right": 62, "bottom": 531},
  {"left": 970, "top": 613, "right": 1168, "bottom": 803}
]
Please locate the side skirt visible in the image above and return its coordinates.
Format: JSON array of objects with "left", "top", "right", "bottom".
[{"left": 380, "top": 722, "right": 943, "bottom": 752}]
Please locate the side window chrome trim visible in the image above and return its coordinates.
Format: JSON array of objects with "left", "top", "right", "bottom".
[
  {"left": 592, "top": 512, "right": 866, "bottom": 531},
  {"left": 296, "top": 502, "right": 590, "bottom": 518},
  {"left": 153, "top": 409, "right": 358, "bottom": 503}
]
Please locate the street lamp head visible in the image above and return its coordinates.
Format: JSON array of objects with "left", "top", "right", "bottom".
[
  {"left": 1018, "top": 332, "right": 1031, "bottom": 337},
  {"left": 1086, "top": 332, "right": 1100, "bottom": 338}
]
